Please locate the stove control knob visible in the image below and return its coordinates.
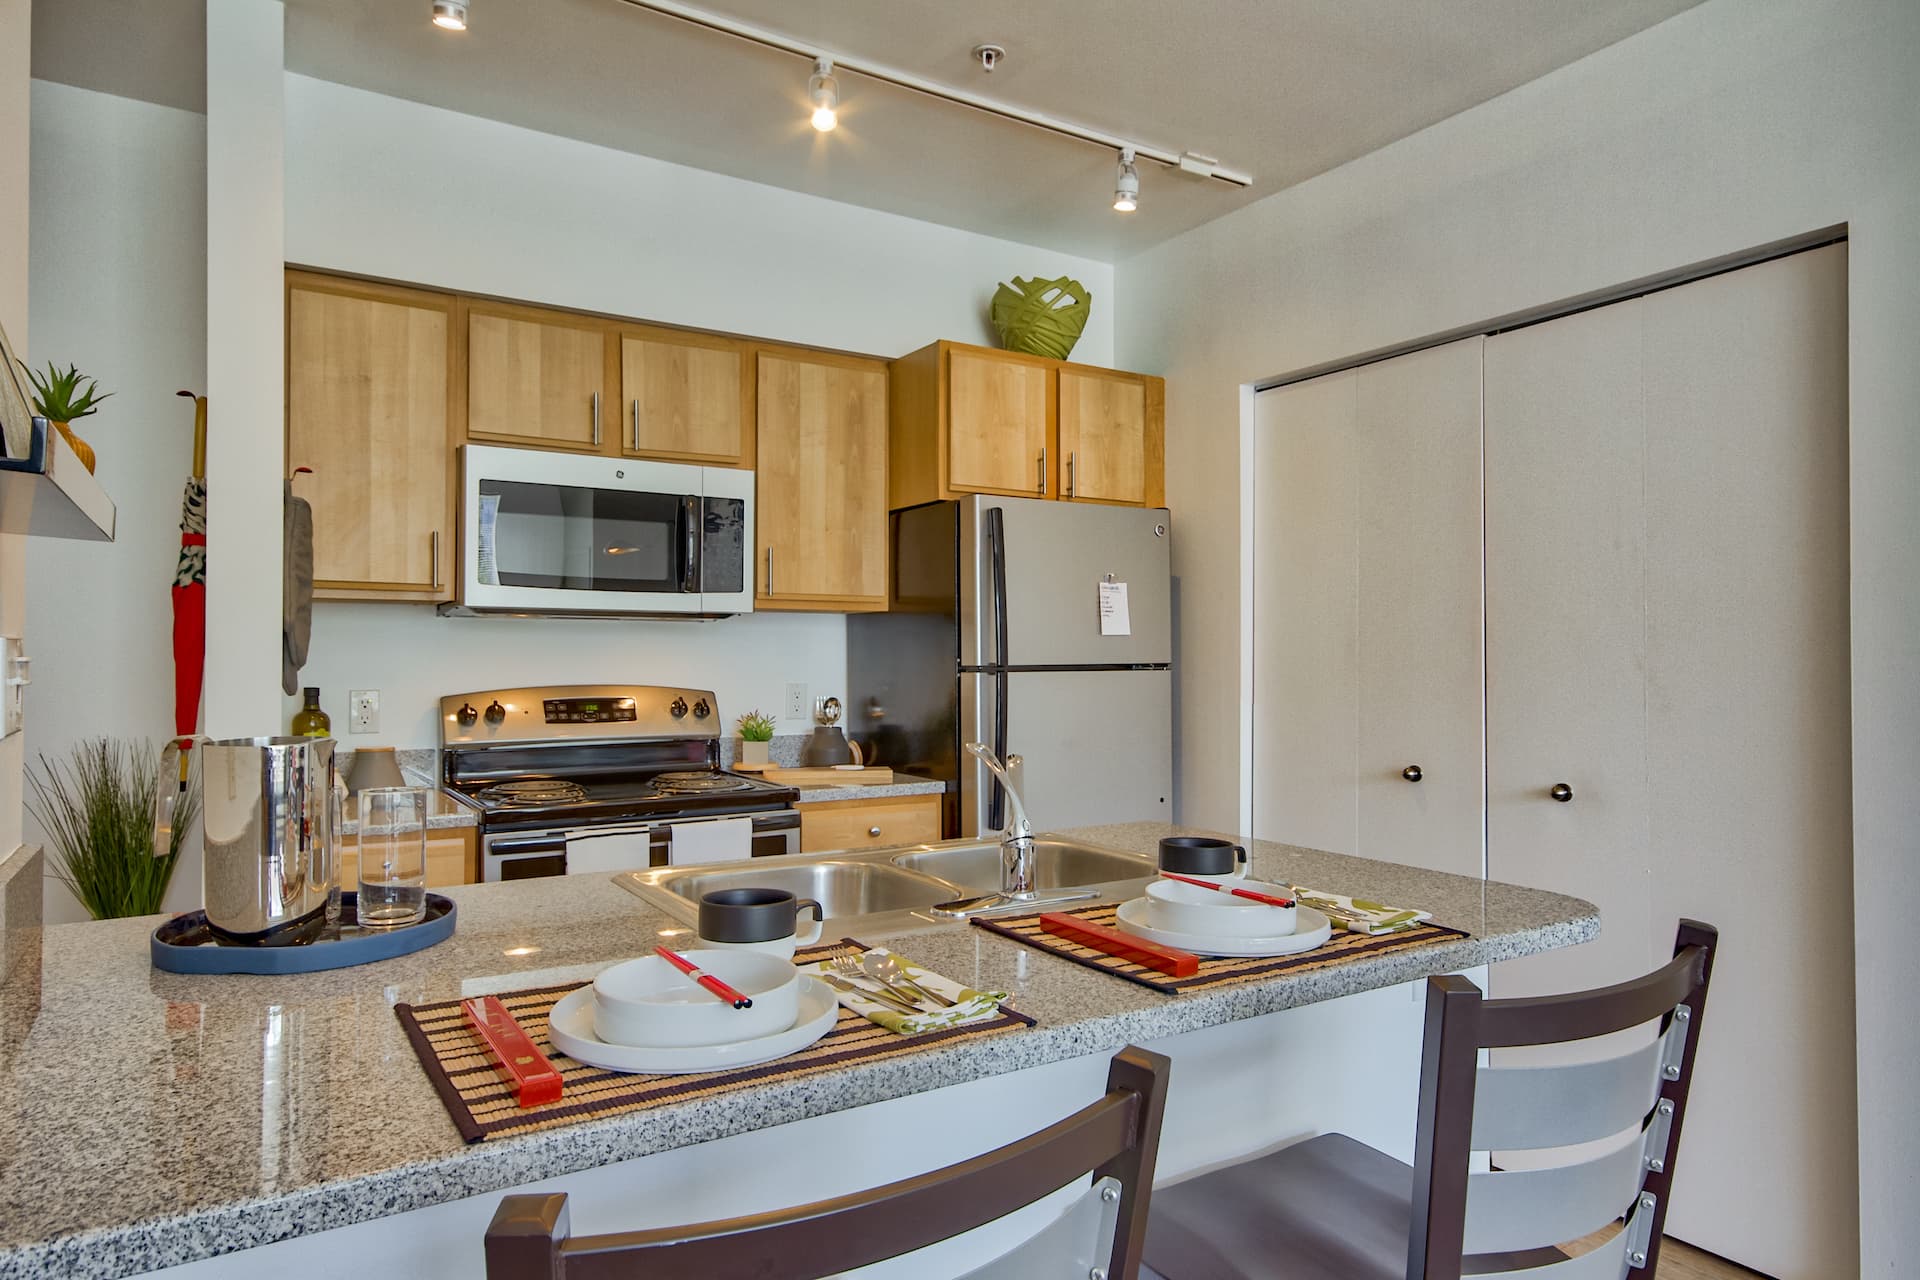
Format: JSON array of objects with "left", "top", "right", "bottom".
[
  {"left": 691, "top": 698, "right": 711, "bottom": 719},
  {"left": 484, "top": 700, "right": 507, "bottom": 726},
  {"left": 670, "top": 697, "right": 689, "bottom": 719},
  {"left": 456, "top": 703, "right": 479, "bottom": 728}
]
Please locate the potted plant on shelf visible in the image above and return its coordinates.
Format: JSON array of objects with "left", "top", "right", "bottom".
[
  {"left": 27, "top": 738, "right": 199, "bottom": 920},
  {"left": 736, "top": 709, "right": 776, "bottom": 768},
  {"left": 17, "top": 360, "right": 112, "bottom": 473}
]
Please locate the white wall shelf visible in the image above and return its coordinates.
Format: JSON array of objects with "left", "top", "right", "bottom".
[{"left": 0, "top": 418, "right": 116, "bottom": 541}]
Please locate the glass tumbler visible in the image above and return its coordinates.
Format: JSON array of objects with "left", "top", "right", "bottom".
[{"left": 356, "top": 786, "right": 429, "bottom": 928}]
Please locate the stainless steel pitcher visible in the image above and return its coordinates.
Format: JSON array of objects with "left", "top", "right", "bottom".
[{"left": 156, "top": 736, "right": 341, "bottom": 946}]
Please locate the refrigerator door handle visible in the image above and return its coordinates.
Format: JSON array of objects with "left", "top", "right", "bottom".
[
  {"left": 985, "top": 505, "right": 1010, "bottom": 832},
  {"left": 988, "top": 669, "right": 1009, "bottom": 832}
]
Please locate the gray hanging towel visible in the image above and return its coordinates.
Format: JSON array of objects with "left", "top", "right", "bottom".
[{"left": 282, "top": 479, "right": 314, "bottom": 696}]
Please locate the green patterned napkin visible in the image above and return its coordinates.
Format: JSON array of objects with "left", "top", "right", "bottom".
[
  {"left": 1290, "top": 886, "right": 1431, "bottom": 934},
  {"left": 798, "top": 948, "right": 1009, "bottom": 1035}
]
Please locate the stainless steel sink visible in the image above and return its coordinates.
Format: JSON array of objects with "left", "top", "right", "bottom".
[
  {"left": 890, "top": 839, "right": 1156, "bottom": 894},
  {"left": 618, "top": 858, "right": 967, "bottom": 927},
  {"left": 615, "top": 836, "right": 1153, "bottom": 934}
]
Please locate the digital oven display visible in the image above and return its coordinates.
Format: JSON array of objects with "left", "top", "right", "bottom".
[{"left": 543, "top": 697, "right": 638, "bottom": 725}]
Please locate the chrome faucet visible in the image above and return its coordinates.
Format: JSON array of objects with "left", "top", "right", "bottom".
[
  {"left": 967, "top": 742, "right": 1037, "bottom": 897},
  {"left": 929, "top": 743, "right": 1094, "bottom": 917}
]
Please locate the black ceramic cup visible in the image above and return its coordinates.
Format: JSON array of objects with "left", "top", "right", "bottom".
[
  {"left": 697, "top": 887, "right": 825, "bottom": 944},
  {"left": 1158, "top": 836, "right": 1249, "bottom": 877}
]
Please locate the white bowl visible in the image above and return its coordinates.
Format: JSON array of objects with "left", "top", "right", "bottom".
[
  {"left": 592, "top": 950, "right": 800, "bottom": 1048},
  {"left": 1145, "top": 878, "right": 1297, "bottom": 938}
]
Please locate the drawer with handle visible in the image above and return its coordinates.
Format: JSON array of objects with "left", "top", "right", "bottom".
[{"left": 799, "top": 795, "right": 941, "bottom": 853}]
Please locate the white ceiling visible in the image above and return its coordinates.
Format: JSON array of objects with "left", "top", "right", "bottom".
[{"left": 32, "top": 0, "right": 1704, "bottom": 261}]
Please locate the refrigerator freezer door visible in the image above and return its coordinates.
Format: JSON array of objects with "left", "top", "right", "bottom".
[
  {"left": 962, "top": 496, "right": 1172, "bottom": 668},
  {"left": 960, "top": 669, "right": 1172, "bottom": 837}
]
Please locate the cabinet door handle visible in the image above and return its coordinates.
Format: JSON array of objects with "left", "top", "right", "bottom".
[
  {"left": 765, "top": 546, "right": 774, "bottom": 595},
  {"left": 1066, "top": 451, "right": 1076, "bottom": 497},
  {"left": 591, "top": 391, "right": 602, "bottom": 446},
  {"left": 1037, "top": 446, "right": 1047, "bottom": 494},
  {"left": 430, "top": 530, "right": 441, "bottom": 591},
  {"left": 630, "top": 399, "right": 639, "bottom": 451},
  {"left": 868, "top": 826, "right": 882, "bottom": 838},
  {"left": 1550, "top": 782, "right": 1574, "bottom": 802},
  {"left": 1402, "top": 764, "right": 1422, "bottom": 782}
]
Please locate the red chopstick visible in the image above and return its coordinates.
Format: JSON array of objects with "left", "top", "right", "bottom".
[
  {"left": 1159, "top": 871, "right": 1296, "bottom": 909},
  {"left": 462, "top": 996, "right": 564, "bottom": 1108},
  {"left": 654, "top": 945, "right": 754, "bottom": 1009},
  {"left": 1039, "top": 912, "right": 1201, "bottom": 977}
]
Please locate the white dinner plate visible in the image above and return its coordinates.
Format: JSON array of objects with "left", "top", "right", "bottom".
[
  {"left": 547, "top": 976, "right": 839, "bottom": 1074},
  {"left": 1113, "top": 899, "right": 1333, "bottom": 958}
]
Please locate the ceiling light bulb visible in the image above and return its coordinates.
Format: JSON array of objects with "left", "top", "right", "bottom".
[
  {"left": 808, "top": 57, "right": 840, "bottom": 132},
  {"left": 1113, "top": 148, "right": 1140, "bottom": 213},
  {"left": 431, "top": 0, "right": 468, "bottom": 31}
]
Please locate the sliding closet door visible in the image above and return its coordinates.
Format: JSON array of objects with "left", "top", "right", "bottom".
[
  {"left": 1251, "top": 369, "right": 1359, "bottom": 853},
  {"left": 1355, "top": 339, "right": 1485, "bottom": 879},
  {"left": 1484, "top": 302, "right": 1653, "bottom": 1005},
  {"left": 1639, "top": 244, "right": 1855, "bottom": 1275}
]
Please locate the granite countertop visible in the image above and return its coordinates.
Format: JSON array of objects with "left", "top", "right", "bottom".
[
  {"left": 790, "top": 772, "right": 947, "bottom": 803},
  {"left": 0, "top": 822, "right": 1596, "bottom": 1280}
]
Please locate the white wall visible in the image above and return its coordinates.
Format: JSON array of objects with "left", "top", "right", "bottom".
[
  {"left": 1114, "top": 0, "right": 1919, "bottom": 1270},
  {"left": 24, "top": 82, "right": 208, "bottom": 923},
  {"left": 277, "top": 74, "right": 1114, "bottom": 743},
  {"left": 0, "top": 0, "right": 31, "bottom": 863}
]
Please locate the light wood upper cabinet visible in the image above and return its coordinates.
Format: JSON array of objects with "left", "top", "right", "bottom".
[
  {"left": 947, "top": 347, "right": 1052, "bottom": 497},
  {"left": 889, "top": 340, "right": 1164, "bottom": 510},
  {"left": 286, "top": 272, "right": 454, "bottom": 600},
  {"left": 756, "top": 349, "right": 888, "bottom": 611},
  {"left": 619, "top": 327, "right": 751, "bottom": 465},
  {"left": 1058, "top": 368, "right": 1151, "bottom": 505},
  {"left": 464, "top": 302, "right": 610, "bottom": 450}
]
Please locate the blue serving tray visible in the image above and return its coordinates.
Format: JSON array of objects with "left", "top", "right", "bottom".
[{"left": 151, "top": 892, "right": 456, "bottom": 975}]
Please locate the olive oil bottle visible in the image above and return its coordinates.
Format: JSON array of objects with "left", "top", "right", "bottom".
[{"left": 291, "top": 686, "right": 332, "bottom": 738}]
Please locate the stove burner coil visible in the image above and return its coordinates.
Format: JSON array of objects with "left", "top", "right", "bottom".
[
  {"left": 650, "top": 771, "right": 754, "bottom": 795},
  {"left": 478, "top": 779, "right": 589, "bottom": 806}
]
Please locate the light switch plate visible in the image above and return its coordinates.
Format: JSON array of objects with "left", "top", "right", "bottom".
[
  {"left": 1, "top": 636, "right": 25, "bottom": 739},
  {"left": 348, "top": 688, "right": 380, "bottom": 734}
]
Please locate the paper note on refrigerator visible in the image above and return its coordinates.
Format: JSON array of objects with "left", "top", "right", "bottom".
[{"left": 1098, "top": 580, "right": 1131, "bottom": 636}]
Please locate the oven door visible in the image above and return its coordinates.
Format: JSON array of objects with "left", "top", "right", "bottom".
[
  {"left": 483, "top": 831, "right": 569, "bottom": 882},
  {"left": 461, "top": 446, "right": 706, "bottom": 614}
]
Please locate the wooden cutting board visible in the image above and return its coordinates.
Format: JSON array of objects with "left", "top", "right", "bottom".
[{"left": 760, "top": 766, "right": 896, "bottom": 786}]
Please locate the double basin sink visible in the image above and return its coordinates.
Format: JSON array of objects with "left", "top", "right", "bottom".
[{"left": 617, "top": 837, "right": 1157, "bottom": 934}]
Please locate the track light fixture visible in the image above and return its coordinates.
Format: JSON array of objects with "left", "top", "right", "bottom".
[
  {"left": 431, "top": 0, "right": 469, "bottom": 31},
  {"left": 808, "top": 57, "right": 840, "bottom": 132},
  {"left": 1113, "top": 147, "right": 1140, "bottom": 213}
]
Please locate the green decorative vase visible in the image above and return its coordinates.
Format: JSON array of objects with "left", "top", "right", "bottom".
[{"left": 991, "top": 276, "right": 1092, "bottom": 360}]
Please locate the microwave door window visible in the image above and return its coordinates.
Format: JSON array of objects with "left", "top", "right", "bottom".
[
  {"left": 592, "top": 489, "right": 682, "bottom": 591},
  {"left": 479, "top": 480, "right": 683, "bottom": 593}
]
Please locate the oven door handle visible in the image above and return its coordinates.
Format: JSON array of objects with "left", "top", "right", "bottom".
[
  {"left": 489, "top": 834, "right": 569, "bottom": 857},
  {"left": 564, "top": 824, "right": 661, "bottom": 843}
]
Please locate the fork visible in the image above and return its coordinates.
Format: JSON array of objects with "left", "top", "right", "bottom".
[
  {"left": 827, "top": 950, "right": 929, "bottom": 1010},
  {"left": 818, "top": 972, "right": 920, "bottom": 1014}
]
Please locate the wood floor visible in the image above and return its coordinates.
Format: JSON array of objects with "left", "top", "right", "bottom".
[{"left": 1565, "top": 1225, "right": 1768, "bottom": 1279}]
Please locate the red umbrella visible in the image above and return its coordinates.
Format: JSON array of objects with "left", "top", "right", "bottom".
[{"left": 171, "top": 391, "right": 207, "bottom": 771}]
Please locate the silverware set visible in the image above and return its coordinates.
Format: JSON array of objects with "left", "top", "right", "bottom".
[{"left": 820, "top": 947, "right": 956, "bottom": 1013}]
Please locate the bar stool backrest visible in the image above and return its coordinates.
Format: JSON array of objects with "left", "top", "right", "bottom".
[
  {"left": 1407, "top": 919, "right": 1718, "bottom": 1280},
  {"left": 484, "top": 1044, "right": 1172, "bottom": 1280}
]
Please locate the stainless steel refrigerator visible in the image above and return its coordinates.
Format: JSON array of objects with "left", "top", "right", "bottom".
[{"left": 847, "top": 495, "right": 1172, "bottom": 838}]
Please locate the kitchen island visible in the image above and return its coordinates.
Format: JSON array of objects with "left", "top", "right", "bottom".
[{"left": 0, "top": 824, "right": 1596, "bottom": 1280}]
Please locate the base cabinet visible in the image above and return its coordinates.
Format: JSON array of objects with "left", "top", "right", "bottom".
[
  {"left": 799, "top": 795, "right": 941, "bottom": 853},
  {"left": 338, "top": 829, "right": 478, "bottom": 891}
]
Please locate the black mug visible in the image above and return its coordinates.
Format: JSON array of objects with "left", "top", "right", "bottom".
[
  {"left": 1158, "top": 836, "right": 1249, "bottom": 878},
  {"left": 697, "top": 887, "right": 825, "bottom": 954}
]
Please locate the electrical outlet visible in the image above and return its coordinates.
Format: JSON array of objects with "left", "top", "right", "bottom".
[
  {"left": 348, "top": 689, "right": 380, "bottom": 734},
  {"left": 785, "top": 682, "right": 808, "bottom": 722}
]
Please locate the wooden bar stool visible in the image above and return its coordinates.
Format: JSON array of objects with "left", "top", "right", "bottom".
[
  {"left": 485, "top": 1044, "right": 1171, "bottom": 1280},
  {"left": 1142, "top": 920, "right": 1717, "bottom": 1280}
]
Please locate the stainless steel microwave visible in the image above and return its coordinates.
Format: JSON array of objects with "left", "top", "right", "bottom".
[{"left": 448, "top": 445, "right": 754, "bottom": 617}]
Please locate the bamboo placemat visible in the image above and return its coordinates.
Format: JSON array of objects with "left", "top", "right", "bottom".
[
  {"left": 971, "top": 903, "right": 1470, "bottom": 995},
  {"left": 396, "top": 939, "right": 1035, "bottom": 1144}
]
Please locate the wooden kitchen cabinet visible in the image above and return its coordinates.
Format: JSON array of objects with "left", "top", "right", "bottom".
[
  {"left": 755, "top": 348, "right": 889, "bottom": 611},
  {"left": 464, "top": 300, "right": 611, "bottom": 451},
  {"left": 888, "top": 340, "right": 1164, "bottom": 510},
  {"left": 799, "top": 795, "right": 941, "bottom": 853},
  {"left": 338, "top": 828, "right": 478, "bottom": 889},
  {"left": 286, "top": 271, "right": 455, "bottom": 601},
  {"left": 618, "top": 325, "right": 753, "bottom": 465}
]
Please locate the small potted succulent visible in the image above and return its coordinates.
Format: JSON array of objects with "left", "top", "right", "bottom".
[
  {"left": 735, "top": 709, "right": 776, "bottom": 767},
  {"left": 17, "top": 360, "right": 112, "bottom": 473}
]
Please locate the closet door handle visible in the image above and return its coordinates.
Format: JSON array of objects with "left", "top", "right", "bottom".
[
  {"left": 1549, "top": 782, "right": 1574, "bottom": 803},
  {"left": 1037, "top": 446, "right": 1047, "bottom": 494},
  {"left": 765, "top": 546, "right": 774, "bottom": 595},
  {"left": 1402, "top": 765, "right": 1422, "bottom": 782},
  {"left": 630, "top": 399, "right": 640, "bottom": 451},
  {"left": 591, "top": 392, "right": 602, "bottom": 446},
  {"left": 1066, "top": 451, "right": 1076, "bottom": 497},
  {"left": 430, "top": 531, "right": 441, "bottom": 591}
]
